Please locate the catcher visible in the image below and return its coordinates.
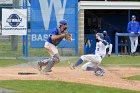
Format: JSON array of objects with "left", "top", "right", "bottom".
[{"left": 37, "top": 19, "right": 72, "bottom": 75}]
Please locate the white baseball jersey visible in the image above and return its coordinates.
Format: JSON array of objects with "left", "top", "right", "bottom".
[
  {"left": 95, "top": 41, "right": 107, "bottom": 58},
  {"left": 81, "top": 41, "right": 108, "bottom": 71}
]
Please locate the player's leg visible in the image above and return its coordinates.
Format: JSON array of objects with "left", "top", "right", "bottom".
[
  {"left": 44, "top": 42, "right": 59, "bottom": 56},
  {"left": 70, "top": 56, "right": 84, "bottom": 69},
  {"left": 81, "top": 55, "right": 105, "bottom": 76},
  {"left": 129, "top": 36, "right": 135, "bottom": 53},
  {"left": 133, "top": 36, "right": 138, "bottom": 53},
  {"left": 81, "top": 62, "right": 93, "bottom": 71},
  {"left": 42, "top": 53, "right": 60, "bottom": 74},
  {"left": 37, "top": 42, "right": 59, "bottom": 72},
  {"left": 87, "top": 55, "right": 105, "bottom": 76},
  {"left": 71, "top": 54, "right": 98, "bottom": 69},
  {"left": 108, "top": 44, "right": 112, "bottom": 56}
]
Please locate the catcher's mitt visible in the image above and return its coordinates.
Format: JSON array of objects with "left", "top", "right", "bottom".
[{"left": 64, "top": 31, "right": 72, "bottom": 41}]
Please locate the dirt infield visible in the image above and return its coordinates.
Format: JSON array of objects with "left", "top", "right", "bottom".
[{"left": 0, "top": 66, "right": 140, "bottom": 91}]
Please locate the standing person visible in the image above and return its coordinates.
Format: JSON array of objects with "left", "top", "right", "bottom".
[
  {"left": 127, "top": 15, "right": 140, "bottom": 55},
  {"left": 103, "top": 30, "right": 112, "bottom": 57},
  {"left": 69, "top": 33, "right": 108, "bottom": 76},
  {"left": 37, "top": 19, "right": 72, "bottom": 75}
]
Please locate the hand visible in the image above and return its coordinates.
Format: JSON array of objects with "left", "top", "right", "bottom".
[
  {"left": 131, "top": 32, "right": 134, "bottom": 34},
  {"left": 65, "top": 34, "right": 72, "bottom": 41},
  {"left": 138, "top": 32, "right": 140, "bottom": 34}
]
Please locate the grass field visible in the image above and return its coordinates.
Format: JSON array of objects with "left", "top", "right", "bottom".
[
  {"left": 0, "top": 41, "right": 50, "bottom": 57},
  {"left": 0, "top": 80, "right": 139, "bottom": 93},
  {"left": 0, "top": 59, "right": 29, "bottom": 67},
  {"left": 123, "top": 75, "right": 140, "bottom": 81},
  {"left": 0, "top": 56, "right": 140, "bottom": 67}
]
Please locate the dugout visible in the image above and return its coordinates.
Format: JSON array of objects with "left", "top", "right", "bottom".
[{"left": 78, "top": 1, "right": 140, "bottom": 55}]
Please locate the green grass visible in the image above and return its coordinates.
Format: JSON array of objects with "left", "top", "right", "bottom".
[
  {"left": 0, "top": 59, "right": 29, "bottom": 67},
  {"left": 56, "top": 56, "right": 140, "bottom": 67},
  {"left": 123, "top": 75, "right": 140, "bottom": 81},
  {"left": 0, "top": 56, "right": 140, "bottom": 67},
  {"left": 101, "top": 56, "right": 140, "bottom": 65},
  {"left": 0, "top": 41, "right": 50, "bottom": 57},
  {"left": 0, "top": 80, "right": 139, "bottom": 93}
]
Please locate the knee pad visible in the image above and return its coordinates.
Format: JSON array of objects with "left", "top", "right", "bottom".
[
  {"left": 80, "top": 55, "right": 85, "bottom": 61},
  {"left": 81, "top": 62, "right": 92, "bottom": 71},
  {"left": 52, "top": 54, "right": 60, "bottom": 63}
]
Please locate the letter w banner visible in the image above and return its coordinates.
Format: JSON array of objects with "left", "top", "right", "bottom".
[
  {"left": 2, "top": 9, "right": 27, "bottom": 35},
  {"left": 30, "top": 0, "right": 78, "bottom": 48}
]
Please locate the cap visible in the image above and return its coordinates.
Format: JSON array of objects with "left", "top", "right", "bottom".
[
  {"left": 132, "top": 15, "right": 136, "bottom": 18},
  {"left": 59, "top": 19, "right": 67, "bottom": 26}
]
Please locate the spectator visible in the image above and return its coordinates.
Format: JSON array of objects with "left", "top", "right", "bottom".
[{"left": 127, "top": 15, "right": 140, "bottom": 55}]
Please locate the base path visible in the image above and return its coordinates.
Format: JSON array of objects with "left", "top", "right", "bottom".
[{"left": 0, "top": 65, "right": 140, "bottom": 91}]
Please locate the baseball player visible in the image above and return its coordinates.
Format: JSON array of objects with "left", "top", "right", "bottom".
[
  {"left": 37, "top": 19, "right": 72, "bottom": 75},
  {"left": 70, "top": 33, "right": 108, "bottom": 76},
  {"left": 103, "top": 30, "right": 112, "bottom": 57},
  {"left": 127, "top": 15, "right": 140, "bottom": 55}
]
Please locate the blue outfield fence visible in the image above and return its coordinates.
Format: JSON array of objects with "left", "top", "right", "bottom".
[{"left": 115, "top": 33, "right": 140, "bottom": 55}]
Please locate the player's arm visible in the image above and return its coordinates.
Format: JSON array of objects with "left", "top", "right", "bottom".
[
  {"left": 107, "top": 36, "right": 111, "bottom": 44},
  {"left": 51, "top": 34, "right": 66, "bottom": 41},
  {"left": 99, "top": 40, "right": 108, "bottom": 47},
  {"left": 127, "top": 22, "right": 131, "bottom": 33}
]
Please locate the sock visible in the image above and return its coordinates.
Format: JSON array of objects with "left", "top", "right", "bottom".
[
  {"left": 86, "top": 67, "right": 97, "bottom": 71},
  {"left": 74, "top": 58, "right": 83, "bottom": 67}
]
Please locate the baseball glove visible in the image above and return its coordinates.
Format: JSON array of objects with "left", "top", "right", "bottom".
[{"left": 64, "top": 31, "right": 72, "bottom": 41}]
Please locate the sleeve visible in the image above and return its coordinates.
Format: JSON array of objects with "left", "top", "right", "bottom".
[
  {"left": 50, "top": 28, "right": 58, "bottom": 36},
  {"left": 102, "top": 40, "right": 108, "bottom": 46},
  {"left": 137, "top": 22, "right": 140, "bottom": 32},
  {"left": 98, "top": 40, "right": 108, "bottom": 47},
  {"left": 107, "top": 36, "right": 111, "bottom": 44}
]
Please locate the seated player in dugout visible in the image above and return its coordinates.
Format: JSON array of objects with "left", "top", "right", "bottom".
[
  {"left": 103, "top": 30, "right": 112, "bottom": 57},
  {"left": 69, "top": 33, "right": 108, "bottom": 76},
  {"left": 37, "top": 19, "right": 72, "bottom": 75}
]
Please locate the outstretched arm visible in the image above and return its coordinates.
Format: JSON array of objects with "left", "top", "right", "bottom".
[{"left": 51, "top": 34, "right": 66, "bottom": 41}]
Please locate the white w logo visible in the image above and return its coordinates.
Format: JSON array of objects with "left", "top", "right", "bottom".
[{"left": 39, "top": 0, "right": 67, "bottom": 30}]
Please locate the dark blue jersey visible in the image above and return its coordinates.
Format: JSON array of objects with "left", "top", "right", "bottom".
[
  {"left": 104, "top": 35, "right": 111, "bottom": 44},
  {"left": 47, "top": 27, "right": 65, "bottom": 46},
  {"left": 127, "top": 21, "right": 139, "bottom": 33}
]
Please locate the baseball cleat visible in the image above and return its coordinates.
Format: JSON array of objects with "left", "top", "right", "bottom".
[
  {"left": 40, "top": 69, "right": 52, "bottom": 75},
  {"left": 40, "top": 71, "right": 49, "bottom": 75},
  {"left": 70, "top": 65, "right": 75, "bottom": 70},
  {"left": 95, "top": 68, "right": 105, "bottom": 76},
  {"left": 37, "top": 61, "right": 43, "bottom": 71},
  {"left": 68, "top": 61, "right": 75, "bottom": 70}
]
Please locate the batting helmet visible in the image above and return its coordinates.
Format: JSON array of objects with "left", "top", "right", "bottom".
[
  {"left": 103, "top": 30, "right": 107, "bottom": 36},
  {"left": 96, "top": 33, "right": 104, "bottom": 40}
]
